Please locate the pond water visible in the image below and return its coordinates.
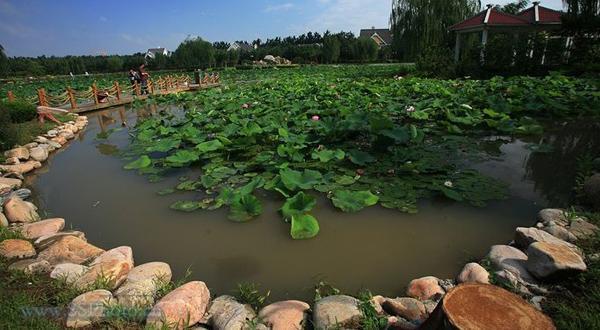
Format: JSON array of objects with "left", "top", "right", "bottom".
[{"left": 27, "top": 105, "right": 600, "bottom": 301}]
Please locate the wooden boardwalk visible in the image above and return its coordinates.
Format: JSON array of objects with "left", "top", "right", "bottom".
[{"left": 64, "top": 83, "right": 220, "bottom": 114}]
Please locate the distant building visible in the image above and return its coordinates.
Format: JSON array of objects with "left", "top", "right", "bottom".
[
  {"left": 227, "top": 42, "right": 255, "bottom": 52},
  {"left": 145, "top": 47, "right": 171, "bottom": 59},
  {"left": 359, "top": 27, "right": 393, "bottom": 47}
]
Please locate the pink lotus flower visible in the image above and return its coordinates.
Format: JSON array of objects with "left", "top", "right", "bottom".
[{"left": 311, "top": 115, "right": 320, "bottom": 121}]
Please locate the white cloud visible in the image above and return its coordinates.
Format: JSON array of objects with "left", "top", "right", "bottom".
[
  {"left": 265, "top": 3, "right": 295, "bottom": 13},
  {"left": 302, "top": 0, "right": 390, "bottom": 34}
]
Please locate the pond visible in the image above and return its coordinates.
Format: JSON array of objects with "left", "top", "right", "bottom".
[{"left": 27, "top": 104, "right": 599, "bottom": 301}]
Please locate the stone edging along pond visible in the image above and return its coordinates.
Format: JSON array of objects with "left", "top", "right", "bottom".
[{"left": 0, "top": 113, "right": 598, "bottom": 329}]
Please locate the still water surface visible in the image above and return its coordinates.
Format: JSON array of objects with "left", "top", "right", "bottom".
[{"left": 27, "top": 105, "right": 599, "bottom": 300}]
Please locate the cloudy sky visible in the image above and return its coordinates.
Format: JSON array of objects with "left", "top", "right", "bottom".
[{"left": 0, "top": 0, "right": 565, "bottom": 57}]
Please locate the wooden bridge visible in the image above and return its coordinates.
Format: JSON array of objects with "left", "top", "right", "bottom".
[{"left": 5, "top": 72, "right": 221, "bottom": 114}]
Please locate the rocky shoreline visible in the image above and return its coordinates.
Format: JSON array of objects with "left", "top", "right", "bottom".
[{"left": 1, "top": 116, "right": 599, "bottom": 329}]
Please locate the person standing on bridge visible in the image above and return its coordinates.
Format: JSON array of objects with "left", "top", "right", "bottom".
[{"left": 138, "top": 64, "right": 150, "bottom": 95}]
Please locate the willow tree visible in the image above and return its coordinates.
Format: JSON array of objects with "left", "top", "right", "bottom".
[
  {"left": 562, "top": 0, "right": 600, "bottom": 63},
  {"left": 390, "top": 0, "right": 481, "bottom": 60},
  {"left": 0, "top": 44, "right": 8, "bottom": 77}
]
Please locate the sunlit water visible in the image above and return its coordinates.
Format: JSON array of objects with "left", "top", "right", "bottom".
[{"left": 27, "top": 105, "right": 600, "bottom": 300}]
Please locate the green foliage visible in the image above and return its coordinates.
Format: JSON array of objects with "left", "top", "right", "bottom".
[
  {"left": 313, "top": 281, "right": 341, "bottom": 301},
  {"left": 290, "top": 214, "right": 320, "bottom": 239},
  {"left": 331, "top": 190, "right": 379, "bottom": 212},
  {"left": 234, "top": 282, "right": 270, "bottom": 311},
  {"left": 172, "top": 37, "right": 215, "bottom": 69},
  {"left": 0, "top": 100, "right": 37, "bottom": 123},
  {"left": 322, "top": 35, "right": 341, "bottom": 63},
  {"left": 123, "top": 155, "right": 151, "bottom": 170},
  {"left": 229, "top": 194, "right": 263, "bottom": 222},
  {"left": 357, "top": 290, "right": 388, "bottom": 330},
  {"left": 416, "top": 47, "right": 456, "bottom": 78}
]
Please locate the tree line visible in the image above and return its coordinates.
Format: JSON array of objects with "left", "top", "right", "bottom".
[{"left": 0, "top": 30, "right": 386, "bottom": 78}]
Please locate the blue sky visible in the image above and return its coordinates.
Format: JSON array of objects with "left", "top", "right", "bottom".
[{"left": 0, "top": 0, "right": 564, "bottom": 57}]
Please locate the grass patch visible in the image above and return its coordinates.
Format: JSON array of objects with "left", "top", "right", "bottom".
[
  {"left": 542, "top": 212, "right": 600, "bottom": 330},
  {"left": 233, "top": 282, "right": 270, "bottom": 311}
]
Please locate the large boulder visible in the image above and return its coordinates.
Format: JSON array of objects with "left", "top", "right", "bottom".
[
  {"left": 146, "top": 281, "right": 211, "bottom": 329},
  {"left": 0, "top": 161, "right": 42, "bottom": 174},
  {"left": 74, "top": 246, "right": 134, "bottom": 290},
  {"left": 258, "top": 300, "right": 310, "bottom": 330},
  {"left": 542, "top": 225, "right": 577, "bottom": 242},
  {"left": 206, "top": 295, "right": 256, "bottom": 330},
  {"left": 583, "top": 174, "right": 600, "bottom": 210},
  {"left": 28, "top": 146, "right": 48, "bottom": 162},
  {"left": 4, "top": 147, "right": 29, "bottom": 160},
  {"left": 115, "top": 262, "right": 172, "bottom": 308},
  {"left": 0, "top": 239, "right": 36, "bottom": 259},
  {"left": 20, "top": 218, "right": 65, "bottom": 239},
  {"left": 0, "top": 177, "right": 22, "bottom": 189},
  {"left": 457, "top": 263, "right": 490, "bottom": 284},
  {"left": 50, "top": 263, "right": 89, "bottom": 283},
  {"left": 9, "top": 259, "right": 51, "bottom": 274},
  {"left": 0, "top": 212, "right": 8, "bottom": 227},
  {"left": 313, "top": 295, "right": 362, "bottom": 329},
  {"left": 3, "top": 196, "right": 40, "bottom": 223},
  {"left": 537, "top": 208, "right": 570, "bottom": 227},
  {"left": 526, "top": 242, "right": 587, "bottom": 279},
  {"left": 406, "top": 276, "right": 445, "bottom": 301},
  {"left": 569, "top": 218, "right": 599, "bottom": 240},
  {"left": 382, "top": 297, "right": 427, "bottom": 322},
  {"left": 487, "top": 245, "right": 537, "bottom": 284},
  {"left": 514, "top": 227, "right": 579, "bottom": 253},
  {"left": 37, "top": 235, "right": 104, "bottom": 266},
  {"left": 34, "top": 230, "right": 86, "bottom": 250},
  {"left": 66, "top": 289, "right": 114, "bottom": 328}
]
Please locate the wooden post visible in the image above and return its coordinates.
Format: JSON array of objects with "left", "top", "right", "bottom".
[
  {"left": 67, "top": 87, "right": 77, "bottom": 110},
  {"left": 134, "top": 81, "right": 141, "bottom": 96},
  {"left": 114, "top": 81, "right": 121, "bottom": 100},
  {"left": 92, "top": 83, "right": 99, "bottom": 104},
  {"left": 37, "top": 89, "right": 49, "bottom": 106},
  {"left": 7, "top": 91, "right": 15, "bottom": 102},
  {"left": 148, "top": 79, "right": 154, "bottom": 94}
]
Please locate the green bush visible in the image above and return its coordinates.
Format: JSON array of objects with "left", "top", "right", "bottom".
[
  {"left": 416, "top": 47, "right": 456, "bottom": 78},
  {"left": 0, "top": 100, "right": 37, "bottom": 123}
]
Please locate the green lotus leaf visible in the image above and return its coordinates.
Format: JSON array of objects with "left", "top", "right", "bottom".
[
  {"left": 229, "top": 194, "right": 263, "bottom": 222},
  {"left": 238, "top": 176, "right": 266, "bottom": 195},
  {"left": 331, "top": 190, "right": 379, "bottom": 212},
  {"left": 347, "top": 150, "right": 375, "bottom": 166},
  {"left": 280, "top": 191, "right": 316, "bottom": 220},
  {"left": 196, "top": 139, "right": 224, "bottom": 153},
  {"left": 280, "top": 168, "right": 322, "bottom": 191},
  {"left": 166, "top": 150, "right": 200, "bottom": 166},
  {"left": 170, "top": 200, "right": 201, "bottom": 212},
  {"left": 311, "top": 149, "right": 345, "bottom": 162},
  {"left": 176, "top": 180, "right": 200, "bottom": 191},
  {"left": 146, "top": 139, "right": 181, "bottom": 153},
  {"left": 124, "top": 155, "right": 151, "bottom": 170},
  {"left": 290, "top": 214, "right": 320, "bottom": 240},
  {"left": 380, "top": 127, "right": 410, "bottom": 144},
  {"left": 440, "top": 187, "right": 463, "bottom": 201}
]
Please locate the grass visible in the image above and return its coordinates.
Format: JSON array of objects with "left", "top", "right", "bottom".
[
  {"left": 0, "top": 112, "right": 74, "bottom": 152},
  {"left": 233, "top": 282, "right": 270, "bottom": 311},
  {"left": 542, "top": 212, "right": 600, "bottom": 330}
]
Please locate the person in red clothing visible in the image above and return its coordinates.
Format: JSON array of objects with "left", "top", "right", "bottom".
[{"left": 138, "top": 64, "right": 150, "bottom": 95}]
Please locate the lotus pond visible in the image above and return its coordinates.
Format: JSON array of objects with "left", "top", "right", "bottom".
[{"left": 29, "top": 65, "right": 600, "bottom": 300}]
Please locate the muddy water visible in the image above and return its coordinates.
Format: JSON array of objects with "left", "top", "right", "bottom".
[{"left": 27, "top": 106, "right": 600, "bottom": 301}]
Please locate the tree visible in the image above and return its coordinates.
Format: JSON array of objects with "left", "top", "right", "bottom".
[
  {"left": 562, "top": 0, "right": 600, "bottom": 65},
  {"left": 390, "top": 0, "right": 481, "bottom": 60},
  {"left": 106, "top": 56, "right": 124, "bottom": 72},
  {"left": 322, "top": 36, "right": 341, "bottom": 63},
  {"left": 497, "top": 0, "right": 530, "bottom": 14},
  {"left": 353, "top": 37, "right": 379, "bottom": 63},
  {"left": 172, "top": 37, "right": 215, "bottom": 69},
  {"left": 0, "top": 44, "right": 8, "bottom": 77}
]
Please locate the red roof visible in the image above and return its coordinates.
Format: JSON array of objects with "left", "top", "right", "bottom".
[{"left": 449, "top": 4, "right": 562, "bottom": 31}]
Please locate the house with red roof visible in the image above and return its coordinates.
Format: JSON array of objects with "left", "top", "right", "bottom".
[{"left": 449, "top": 1, "right": 563, "bottom": 62}]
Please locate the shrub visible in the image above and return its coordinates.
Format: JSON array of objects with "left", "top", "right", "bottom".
[
  {"left": 0, "top": 100, "right": 37, "bottom": 123},
  {"left": 416, "top": 47, "right": 456, "bottom": 78}
]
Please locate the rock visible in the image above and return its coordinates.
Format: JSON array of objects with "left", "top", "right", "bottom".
[
  {"left": 28, "top": 146, "right": 48, "bottom": 162},
  {"left": 74, "top": 246, "right": 134, "bottom": 290},
  {"left": 51, "top": 136, "right": 67, "bottom": 146},
  {"left": 5, "top": 157, "right": 20, "bottom": 165},
  {"left": 382, "top": 297, "right": 427, "bottom": 322},
  {"left": 50, "top": 263, "right": 89, "bottom": 283},
  {"left": 526, "top": 242, "right": 587, "bottom": 279},
  {"left": 34, "top": 230, "right": 86, "bottom": 250},
  {"left": 583, "top": 174, "right": 600, "bottom": 209},
  {"left": 537, "top": 208, "right": 570, "bottom": 227},
  {"left": 20, "top": 218, "right": 65, "bottom": 239},
  {"left": 4, "top": 147, "right": 29, "bottom": 160},
  {"left": 264, "top": 55, "right": 276, "bottom": 63},
  {"left": 0, "top": 161, "right": 42, "bottom": 174},
  {"left": 9, "top": 259, "right": 51, "bottom": 274},
  {"left": 406, "top": 276, "right": 445, "bottom": 301},
  {"left": 543, "top": 225, "right": 577, "bottom": 242},
  {"left": 47, "top": 140, "right": 62, "bottom": 149},
  {"left": 370, "top": 295, "right": 385, "bottom": 315},
  {"left": 46, "top": 129, "right": 58, "bottom": 137},
  {"left": 487, "top": 245, "right": 537, "bottom": 284},
  {"left": 0, "top": 239, "right": 36, "bottom": 259},
  {"left": 146, "top": 281, "right": 211, "bottom": 329},
  {"left": 0, "top": 177, "right": 22, "bottom": 189},
  {"left": 569, "top": 218, "right": 599, "bottom": 239},
  {"left": 0, "top": 212, "right": 8, "bottom": 227},
  {"left": 387, "top": 316, "right": 418, "bottom": 330},
  {"left": 259, "top": 300, "right": 310, "bottom": 330},
  {"left": 530, "top": 296, "right": 545, "bottom": 311},
  {"left": 438, "top": 279, "right": 456, "bottom": 292},
  {"left": 206, "top": 295, "right": 256, "bottom": 330},
  {"left": 59, "top": 130, "right": 75, "bottom": 140},
  {"left": 457, "top": 263, "right": 490, "bottom": 284},
  {"left": 422, "top": 300, "right": 438, "bottom": 315},
  {"left": 38, "top": 143, "right": 55, "bottom": 153},
  {"left": 66, "top": 289, "right": 114, "bottom": 328},
  {"left": 34, "top": 136, "right": 49, "bottom": 144},
  {"left": 536, "top": 222, "right": 544, "bottom": 229},
  {"left": 515, "top": 227, "right": 580, "bottom": 254},
  {"left": 4, "top": 196, "right": 40, "bottom": 223},
  {"left": 115, "top": 262, "right": 172, "bottom": 308},
  {"left": 588, "top": 253, "right": 600, "bottom": 262},
  {"left": 37, "top": 235, "right": 103, "bottom": 266},
  {"left": 23, "top": 142, "right": 38, "bottom": 149},
  {"left": 313, "top": 295, "right": 362, "bottom": 329}
]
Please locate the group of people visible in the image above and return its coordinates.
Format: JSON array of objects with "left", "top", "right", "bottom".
[{"left": 128, "top": 64, "right": 150, "bottom": 94}]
